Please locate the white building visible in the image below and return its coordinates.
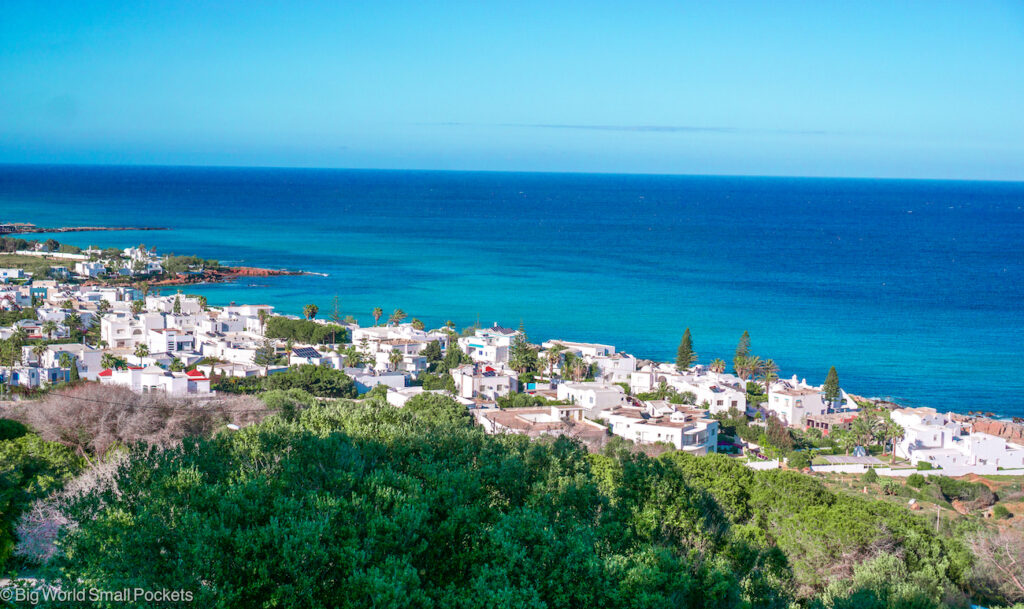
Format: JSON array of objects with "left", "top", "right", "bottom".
[
  {"left": 590, "top": 352, "right": 637, "bottom": 383},
  {"left": 606, "top": 405, "right": 719, "bottom": 454},
  {"left": 22, "top": 343, "right": 103, "bottom": 381},
  {"left": 477, "top": 404, "right": 607, "bottom": 443},
  {"left": 0, "top": 268, "right": 26, "bottom": 282},
  {"left": 765, "top": 376, "right": 856, "bottom": 426},
  {"left": 450, "top": 363, "right": 518, "bottom": 401},
  {"left": 542, "top": 339, "right": 616, "bottom": 358},
  {"left": 556, "top": 382, "right": 628, "bottom": 417},
  {"left": 289, "top": 346, "right": 344, "bottom": 369},
  {"left": 146, "top": 327, "right": 196, "bottom": 355},
  {"left": 892, "top": 407, "right": 1024, "bottom": 471},
  {"left": 74, "top": 261, "right": 106, "bottom": 278},
  {"left": 98, "top": 365, "right": 212, "bottom": 397}
]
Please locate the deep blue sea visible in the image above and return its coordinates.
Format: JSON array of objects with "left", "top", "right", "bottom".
[{"left": 2, "top": 165, "right": 1022, "bottom": 417}]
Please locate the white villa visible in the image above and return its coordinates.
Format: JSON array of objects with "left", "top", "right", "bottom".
[
  {"left": 765, "top": 375, "right": 856, "bottom": 426},
  {"left": 605, "top": 403, "right": 719, "bottom": 454},
  {"left": 556, "top": 382, "right": 628, "bottom": 417},
  {"left": 892, "top": 407, "right": 1024, "bottom": 473},
  {"left": 451, "top": 362, "right": 518, "bottom": 401},
  {"left": 98, "top": 366, "right": 212, "bottom": 397}
]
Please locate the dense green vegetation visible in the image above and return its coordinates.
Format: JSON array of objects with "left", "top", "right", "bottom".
[
  {"left": 18, "top": 396, "right": 990, "bottom": 608},
  {"left": 264, "top": 316, "right": 348, "bottom": 344},
  {"left": 0, "top": 421, "right": 84, "bottom": 569},
  {"left": 213, "top": 365, "right": 357, "bottom": 398},
  {"left": 162, "top": 254, "right": 220, "bottom": 274}
]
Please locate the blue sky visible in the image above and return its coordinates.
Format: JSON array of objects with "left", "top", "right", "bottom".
[{"left": 1, "top": 1, "right": 1022, "bottom": 179}]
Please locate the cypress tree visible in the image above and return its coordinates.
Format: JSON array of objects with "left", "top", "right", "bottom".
[
  {"left": 676, "top": 328, "right": 696, "bottom": 370},
  {"left": 735, "top": 331, "right": 751, "bottom": 360},
  {"left": 733, "top": 331, "right": 751, "bottom": 374},
  {"left": 823, "top": 366, "right": 840, "bottom": 408}
]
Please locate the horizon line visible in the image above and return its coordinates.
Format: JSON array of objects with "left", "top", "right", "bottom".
[{"left": 1, "top": 161, "right": 1023, "bottom": 185}]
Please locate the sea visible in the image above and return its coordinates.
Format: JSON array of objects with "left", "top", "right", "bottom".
[{"left": 1, "top": 165, "right": 1022, "bottom": 418}]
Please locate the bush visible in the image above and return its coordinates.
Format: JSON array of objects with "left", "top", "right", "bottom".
[
  {"left": 934, "top": 477, "right": 996, "bottom": 508},
  {"left": 916, "top": 461, "right": 934, "bottom": 471},
  {"left": 265, "top": 365, "right": 357, "bottom": 399},
  {"left": 862, "top": 468, "right": 879, "bottom": 484},
  {"left": 264, "top": 316, "right": 348, "bottom": 344},
  {"left": 0, "top": 418, "right": 29, "bottom": 441},
  {"left": 880, "top": 479, "right": 900, "bottom": 495},
  {"left": 907, "top": 473, "right": 926, "bottom": 489},
  {"left": 991, "top": 504, "right": 1011, "bottom": 520},
  {"left": 787, "top": 451, "right": 811, "bottom": 470}
]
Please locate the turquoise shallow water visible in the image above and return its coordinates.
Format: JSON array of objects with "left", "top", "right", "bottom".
[{"left": 2, "top": 165, "right": 1022, "bottom": 416}]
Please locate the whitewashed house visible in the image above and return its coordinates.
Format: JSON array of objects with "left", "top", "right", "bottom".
[
  {"left": 556, "top": 382, "right": 628, "bottom": 417},
  {"left": 98, "top": 365, "right": 212, "bottom": 397},
  {"left": 606, "top": 404, "right": 719, "bottom": 454},
  {"left": 765, "top": 376, "right": 856, "bottom": 426},
  {"left": 450, "top": 363, "right": 518, "bottom": 400},
  {"left": 74, "top": 261, "right": 106, "bottom": 278},
  {"left": 892, "top": 407, "right": 1024, "bottom": 472}
]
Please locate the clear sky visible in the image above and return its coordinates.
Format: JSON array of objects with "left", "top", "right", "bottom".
[{"left": 2, "top": 1, "right": 1023, "bottom": 179}]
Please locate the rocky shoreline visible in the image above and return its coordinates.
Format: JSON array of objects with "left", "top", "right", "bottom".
[
  {"left": 147, "top": 266, "right": 311, "bottom": 287},
  {"left": 0, "top": 223, "right": 169, "bottom": 234},
  {"left": 855, "top": 395, "right": 1024, "bottom": 445}
]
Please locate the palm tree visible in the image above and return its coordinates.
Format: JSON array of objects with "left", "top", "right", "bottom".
[
  {"left": 11, "top": 327, "right": 28, "bottom": 345},
  {"left": 545, "top": 344, "right": 565, "bottom": 379},
  {"left": 887, "top": 419, "right": 905, "bottom": 465},
  {"left": 32, "top": 344, "right": 47, "bottom": 363},
  {"left": 139, "top": 282, "right": 151, "bottom": 298},
  {"left": 709, "top": 358, "right": 726, "bottom": 373},
  {"left": 101, "top": 353, "right": 119, "bottom": 370},
  {"left": 258, "top": 309, "right": 269, "bottom": 336},
  {"left": 97, "top": 299, "right": 111, "bottom": 314},
  {"left": 57, "top": 351, "right": 72, "bottom": 370},
  {"left": 41, "top": 321, "right": 58, "bottom": 340},
  {"left": 130, "top": 300, "right": 144, "bottom": 314},
  {"left": 388, "top": 309, "right": 407, "bottom": 326},
  {"left": 735, "top": 355, "right": 761, "bottom": 381},
  {"left": 372, "top": 307, "right": 383, "bottom": 327},
  {"left": 758, "top": 359, "right": 779, "bottom": 393},
  {"left": 571, "top": 357, "right": 588, "bottom": 383},
  {"left": 134, "top": 343, "right": 150, "bottom": 359},
  {"left": 832, "top": 429, "right": 856, "bottom": 456},
  {"left": 388, "top": 349, "right": 403, "bottom": 372},
  {"left": 303, "top": 303, "right": 319, "bottom": 320}
]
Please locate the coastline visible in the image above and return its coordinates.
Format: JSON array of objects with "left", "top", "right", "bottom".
[
  {"left": 143, "top": 266, "right": 318, "bottom": 287},
  {"left": 0, "top": 223, "right": 169, "bottom": 234}
]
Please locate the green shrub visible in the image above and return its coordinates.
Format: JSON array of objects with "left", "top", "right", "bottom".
[
  {"left": 787, "top": 451, "right": 811, "bottom": 470},
  {"left": 916, "top": 461, "right": 934, "bottom": 471},
  {"left": 862, "top": 468, "right": 879, "bottom": 484},
  {"left": 880, "top": 479, "right": 900, "bottom": 495},
  {"left": 906, "top": 473, "right": 926, "bottom": 488},
  {"left": 992, "top": 504, "right": 1011, "bottom": 519},
  {"left": 264, "top": 316, "right": 348, "bottom": 344},
  {"left": 0, "top": 418, "right": 29, "bottom": 441}
]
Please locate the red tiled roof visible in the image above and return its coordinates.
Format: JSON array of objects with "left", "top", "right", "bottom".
[
  {"left": 98, "top": 369, "right": 113, "bottom": 377},
  {"left": 186, "top": 369, "right": 205, "bottom": 377}
]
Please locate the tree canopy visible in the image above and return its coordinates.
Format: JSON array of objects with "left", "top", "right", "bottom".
[{"left": 28, "top": 397, "right": 977, "bottom": 609}]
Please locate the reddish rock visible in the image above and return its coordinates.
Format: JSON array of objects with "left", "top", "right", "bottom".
[{"left": 950, "top": 414, "right": 1024, "bottom": 444}]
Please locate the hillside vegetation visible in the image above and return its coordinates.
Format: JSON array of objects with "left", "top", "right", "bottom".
[{"left": 13, "top": 394, "right": 999, "bottom": 609}]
